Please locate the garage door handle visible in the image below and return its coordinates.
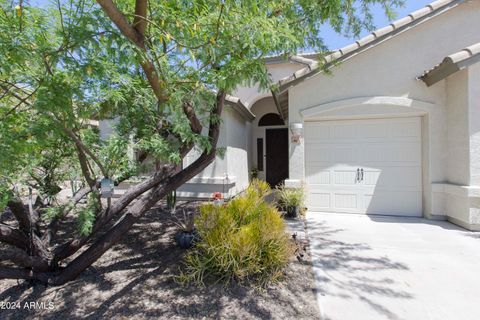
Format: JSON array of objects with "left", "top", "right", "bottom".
[
  {"left": 360, "top": 168, "right": 364, "bottom": 181},
  {"left": 356, "top": 168, "right": 360, "bottom": 182}
]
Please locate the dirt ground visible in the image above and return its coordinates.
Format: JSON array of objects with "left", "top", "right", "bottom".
[{"left": 0, "top": 201, "right": 320, "bottom": 320}]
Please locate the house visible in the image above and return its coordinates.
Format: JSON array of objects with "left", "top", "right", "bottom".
[
  {"left": 176, "top": 61, "right": 305, "bottom": 199},
  {"left": 274, "top": 0, "right": 480, "bottom": 231},
  {"left": 106, "top": 0, "right": 480, "bottom": 231}
]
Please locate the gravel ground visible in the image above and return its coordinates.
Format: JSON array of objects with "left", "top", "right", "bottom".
[{"left": 0, "top": 201, "right": 320, "bottom": 320}]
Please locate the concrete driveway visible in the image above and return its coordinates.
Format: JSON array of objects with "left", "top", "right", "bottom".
[{"left": 307, "top": 212, "right": 480, "bottom": 320}]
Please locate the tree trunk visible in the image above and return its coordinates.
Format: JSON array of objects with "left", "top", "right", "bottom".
[
  {"left": 49, "top": 90, "right": 223, "bottom": 283},
  {"left": 0, "top": 91, "right": 226, "bottom": 285},
  {"left": 0, "top": 0, "right": 227, "bottom": 286}
]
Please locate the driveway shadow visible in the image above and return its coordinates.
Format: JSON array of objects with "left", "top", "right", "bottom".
[{"left": 306, "top": 217, "right": 413, "bottom": 320}]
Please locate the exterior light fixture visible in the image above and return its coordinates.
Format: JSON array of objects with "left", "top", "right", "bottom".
[{"left": 290, "top": 123, "right": 303, "bottom": 143}]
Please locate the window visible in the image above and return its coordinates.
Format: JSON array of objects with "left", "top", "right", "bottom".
[
  {"left": 257, "top": 138, "right": 264, "bottom": 171},
  {"left": 258, "top": 113, "right": 284, "bottom": 126}
]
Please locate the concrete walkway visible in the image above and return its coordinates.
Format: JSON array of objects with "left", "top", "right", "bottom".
[{"left": 307, "top": 212, "right": 480, "bottom": 320}]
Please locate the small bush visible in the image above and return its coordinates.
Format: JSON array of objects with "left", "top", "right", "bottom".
[
  {"left": 277, "top": 185, "right": 305, "bottom": 208},
  {"left": 179, "top": 180, "right": 293, "bottom": 286}
]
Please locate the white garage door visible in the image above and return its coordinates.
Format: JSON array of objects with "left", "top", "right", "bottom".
[{"left": 305, "top": 117, "right": 422, "bottom": 216}]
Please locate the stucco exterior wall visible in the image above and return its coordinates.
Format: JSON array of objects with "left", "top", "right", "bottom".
[
  {"left": 226, "top": 107, "right": 250, "bottom": 195},
  {"left": 446, "top": 70, "right": 469, "bottom": 185},
  {"left": 177, "top": 105, "right": 250, "bottom": 199},
  {"left": 466, "top": 63, "right": 480, "bottom": 228},
  {"left": 469, "top": 63, "right": 480, "bottom": 187},
  {"left": 233, "top": 62, "right": 304, "bottom": 108},
  {"left": 286, "top": 1, "right": 480, "bottom": 228},
  {"left": 430, "top": 63, "right": 480, "bottom": 230},
  {"left": 182, "top": 113, "right": 228, "bottom": 178}
]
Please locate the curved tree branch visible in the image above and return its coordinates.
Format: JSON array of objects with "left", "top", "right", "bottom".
[
  {"left": 2, "top": 248, "right": 50, "bottom": 271},
  {"left": 49, "top": 90, "right": 225, "bottom": 283},
  {"left": 133, "top": 0, "right": 147, "bottom": 36},
  {"left": 63, "top": 128, "right": 107, "bottom": 178},
  {"left": 0, "top": 267, "right": 36, "bottom": 281},
  {"left": 74, "top": 143, "right": 96, "bottom": 187},
  {"left": 96, "top": 0, "right": 144, "bottom": 46},
  {"left": 96, "top": 0, "right": 168, "bottom": 102},
  {"left": 0, "top": 223, "right": 28, "bottom": 250},
  {"left": 7, "top": 199, "right": 32, "bottom": 232},
  {"left": 183, "top": 101, "right": 203, "bottom": 134}
]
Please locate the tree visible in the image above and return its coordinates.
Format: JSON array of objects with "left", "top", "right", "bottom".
[{"left": 0, "top": 0, "right": 402, "bottom": 285}]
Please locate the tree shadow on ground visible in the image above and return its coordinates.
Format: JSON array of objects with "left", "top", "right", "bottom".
[
  {"left": 307, "top": 218, "right": 413, "bottom": 320},
  {"left": 0, "top": 201, "right": 320, "bottom": 320}
]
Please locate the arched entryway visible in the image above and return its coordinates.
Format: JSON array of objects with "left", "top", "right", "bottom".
[{"left": 250, "top": 97, "right": 289, "bottom": 187}]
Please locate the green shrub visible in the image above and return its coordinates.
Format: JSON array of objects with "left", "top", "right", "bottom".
[
  {"left": 277, "top": 185, "right": 305, "bottom": 208},
  {"left": 179, "top": 180, "right": 293, "bottom": 286}
]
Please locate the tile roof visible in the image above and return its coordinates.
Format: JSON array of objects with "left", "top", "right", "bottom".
[
  {"left": 419, "top": 42, "right": 480, "bottom": 86},
  {"left": 274, "top": 0, "right": 465, "bottom": 94},
  {"left": 225, "top": 95, "right": 255, "bottom": 121}
]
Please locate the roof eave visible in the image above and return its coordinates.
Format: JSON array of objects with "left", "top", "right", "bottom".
[
  {"left": 271, "top": 89, "right": 287, "bottom": 120},
  {"left": 420, "top": 60, "right": 459, "bottom": 86},
  {"left": 273, "top": 0, "right": 464, "bottom": 97},
  {"left": 225, "top": 95, "right": 256, "bottom": 122},
  {"left": 420, "top": 53, "right": 480, "bottom": 86}
]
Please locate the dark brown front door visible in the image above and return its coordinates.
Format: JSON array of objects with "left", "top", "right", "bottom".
[{"left": 265, "top": 128, "right": 289, "bottom": 187}]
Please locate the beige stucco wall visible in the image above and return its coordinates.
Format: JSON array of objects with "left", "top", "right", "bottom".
[
  {"left": 466, "top": 63, "right": 480, "bottom": 227},
  {"left": 226, "top": 106, "right": 250, "bottom": 194},
  {"left": 446, "top": 69, "right": 469, "bottom": 185},
  {"left": 286, "top": 1, "right": 480, "bottom": 229},
  {"left": 233, "top": 62, "right": 304, "bottom": 109},
  {"left": 469, "top": 63, "right": 480, "bottom": 187},
  {"left": 423, "top": 62, "right": 480, "bottom": 230},
  {"left": 177, "top": 105, "right": 250, "bottom": 199}
]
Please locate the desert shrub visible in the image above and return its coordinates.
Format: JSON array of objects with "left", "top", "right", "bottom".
[{"left": 179, "top": 179, "right": 293, "bottom": 286}]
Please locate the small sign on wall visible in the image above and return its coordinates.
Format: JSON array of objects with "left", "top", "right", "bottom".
[{"left": 100, "top": 178, "right": 114, "bottom": 198}]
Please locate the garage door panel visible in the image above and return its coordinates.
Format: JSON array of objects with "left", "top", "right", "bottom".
[
  {"left": 391, "top": 121, "right": 421, "bottom": 138},
  {"left": 333, "top": 125, "right": 356, "bottom": 139},
  {"left": 305, "top": 117, "right": 422, "bottom": 217},
  {"left": 388, "top": 144, "right": 422, "bottom": 162},
  {"left": 308, "top": 192, "right": 331, "bottom": 209},
  {"left": 306, "top": 168, "right": 330, "bottom": 185},
  {"left": 364, "top": 191, "right": 422, "bottom": 215},
  {"left": 334, "top": 193, "right": 358, "bottom": 209},
  {"left": 305, "top": 124, "right": 331, "bottom": 142},
  {"left": 334, "top": 170, "right": 358, "bottom": 185},
  {"left": 363, "top": 170, "right": 381, "bottom": 186},
  {"left": 359, "top": 143, "right": 421, "bottom": 163},
  {"left": 363, "top": 166, "right": 421, "bottom": 189},
  {"left": 305, "top": 145, "right": 331, "bottom": 162},
  {"left": 357, "top": 123, "right": 389, "bottom": 138},
  {"left": 333, "top": 147, "right": 358, "bottom": 162}
]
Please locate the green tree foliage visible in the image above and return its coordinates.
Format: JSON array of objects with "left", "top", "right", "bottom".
[{"left": 0, "top": 0, "right": 402, "bottom": 284}]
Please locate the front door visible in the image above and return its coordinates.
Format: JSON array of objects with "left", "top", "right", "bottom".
[{"left": 265, "top": 128, "right": 289, "bottom": 186}]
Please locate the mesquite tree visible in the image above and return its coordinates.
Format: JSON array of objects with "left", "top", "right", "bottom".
[{"left": 0, "top": 0, "right": 401, "bottom": 285}]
